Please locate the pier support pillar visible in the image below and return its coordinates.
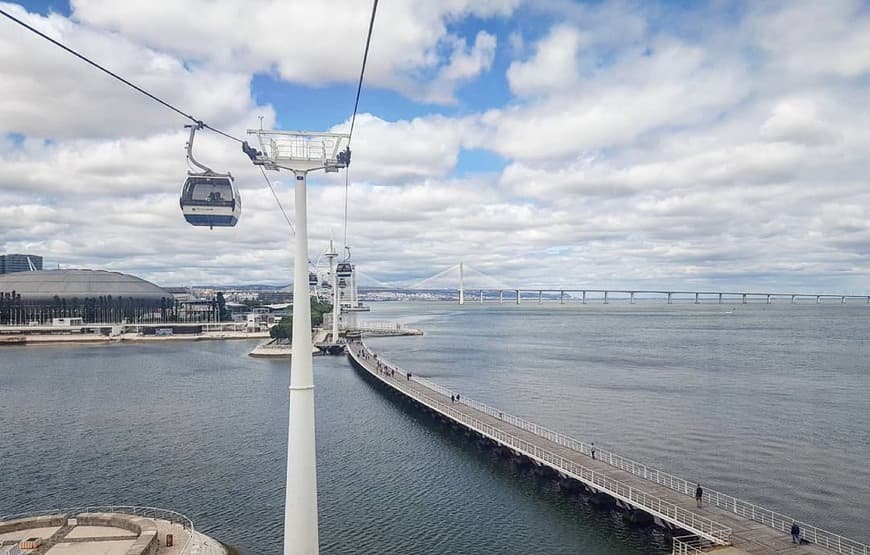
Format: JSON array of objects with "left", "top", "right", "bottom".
[
  {"left": 667, "top": 292, "right": 672, "bottom": 304},
  {"left": 695, "top": 292, "right": 699, "bottom": 304},
  {"left": 582, "top": 291, "right": 586, "bottom": 304},
  {"left": 630, "top": 292, "right": 635, "bottom": 304},
  {"left": 742, "top": 293, "right": 747, "bottom": 304},
  {"left": 499, "top": 290, "right": 504, "bottom": 304},
  {"left": 767, "top": 294, "right": 771, "bottom": 304},
  {"left": 516, "top": 290, "right": 521, "bottom": 305},
  {"left": 817, "top": 295, "right": 821, "bottom": 304},
  {"left": 718, "top": 293, "right": 723, "bottom": 304},
  {"left": 480, "top": 290, "right": 484, "bottom": 304},
  {"left": 560, "top": 291, "right": 564, "bottom": 304},
  {"left": 604, "top": 291, "right": 608, "bottom": 304},
  {"left": 842, "top": 296, "right": 846, "bottom": 304},
  {"left": 538, "top": 290, "right": 543, "bottom": 304}
]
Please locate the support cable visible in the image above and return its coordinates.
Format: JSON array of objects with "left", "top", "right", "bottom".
[
  {"left": 343, "top": 168, "right": 350, "bottom": 251},
  {"left": 341, "top": 0, "right": 378, "bottom": 256},
  {"left": 0, "top": 7, "right": 244, "bottom": 144},
  {"left": 347, "top": 0, "right": 378, "bottom": 145},
  {"left": 259, "top": 167, "right": 295, "bottom": 234}
]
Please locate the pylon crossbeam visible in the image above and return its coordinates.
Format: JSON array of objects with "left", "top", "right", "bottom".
[{"left": 247, "top": 129, "right": 349, "bottom": 173}]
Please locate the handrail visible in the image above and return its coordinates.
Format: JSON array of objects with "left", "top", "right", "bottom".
[
  {"left": 672, "top": 535, "right": 707, "bottom": 555},
  {"left": 0, "top": 505, "right": 198, "bottom": 554},
  {"left": 350, "top": 343, "right": 732, "bottom": 545},
  {"left": 353, "top": 340, "right": 870, "bottom": 555}
]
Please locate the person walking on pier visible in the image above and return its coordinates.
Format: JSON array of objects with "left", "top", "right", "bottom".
[
  {"left": 695, "top": 484, "right": 703, "bottom": 507},
  {"left": 791, "top": 522, "right": 801, "bottom": 543},
  {"left": 450, "top": 394, "right": 455, "bottom": 403},
  {"left": 591, "top": 443, "right": 596, "bottom": 460}
]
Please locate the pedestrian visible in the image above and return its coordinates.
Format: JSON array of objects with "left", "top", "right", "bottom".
[
  {"left": 407, "top": 372, "right": 411, "bottom": 381},
  {"left": 450, "top": 395, "right": 455, "bottom": 403},
  {"left": 456, "top": 394, "right": 460, "bottom": 401},
  {"left": 695, "top": 484, "right": 703, "bottom": 508},
  {"left": 591, "top": 442, "right": 596, "bottom": 460},
  {"left": 791, "top": 522, "right": 800, "bottom": 544}
]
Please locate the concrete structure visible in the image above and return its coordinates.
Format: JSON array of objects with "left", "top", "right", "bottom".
[
  {"left": 0, "top": 507, "right": 225, "bottom": 555},
  {"left": 0, "top": 270, "right": 229, "bottom": 326},
  {"left": 458, "top": 288, "right": 870, "bottom": 306},
  {"left": 347, "top": 340, "right": 868, "bottom": 555},
  {"left": 0, "top": 254, "right": 42, "bottom": 274}
]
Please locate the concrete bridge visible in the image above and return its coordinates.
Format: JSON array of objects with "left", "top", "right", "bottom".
[
  {"left": 458, "top": 288, "right": 870, "bottom": 305},
  {"left": 346, "top": 339, "right": 869, "bottom": 555}
]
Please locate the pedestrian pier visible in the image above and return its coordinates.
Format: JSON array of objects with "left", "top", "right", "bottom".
[{"left": 346, "top": 339, "right": 869, "bottom": 555}]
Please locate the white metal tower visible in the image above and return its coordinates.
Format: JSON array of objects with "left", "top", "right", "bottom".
[
  {"left": 323, "top": 239, "right": 339, "bottom": 344},
  {"left": 459, "top": 261, "right": 465, "bottom": 305},
  {"left": 244, "top": 129, "right": 350, "bottom": 555}
]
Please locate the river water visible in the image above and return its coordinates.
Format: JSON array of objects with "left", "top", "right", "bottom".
[{"left": 1, "top": 302, "right": 868, "bottom": 554}]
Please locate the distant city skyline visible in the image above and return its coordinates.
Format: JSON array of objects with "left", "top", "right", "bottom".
[{"left": 2, "top": 1, "right": 870, "bottom": 293}]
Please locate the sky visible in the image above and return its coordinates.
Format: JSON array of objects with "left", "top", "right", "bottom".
[{"left": 2, "top": 0, "right": 870, "bottom": 293}]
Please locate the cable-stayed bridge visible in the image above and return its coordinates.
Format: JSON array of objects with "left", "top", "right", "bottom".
[{"left": 405, "top": 263, "right": 870, "bottom": 305}]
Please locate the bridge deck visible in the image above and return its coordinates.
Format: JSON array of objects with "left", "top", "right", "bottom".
[{"left": 347, "top": 340, "right": 860, "bottom": 555}]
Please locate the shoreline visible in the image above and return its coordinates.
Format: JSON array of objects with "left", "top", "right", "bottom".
[{"left": 0, "top": 331, "right": 270, "bottom": 346}]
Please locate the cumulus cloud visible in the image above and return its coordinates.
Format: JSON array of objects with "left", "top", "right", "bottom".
[
  {"left": 0, "top": 3, "right": 262, "bottom": 139},
  {"left": 506, "top": 24, "right": 582, "bottom": 97},
  {"left": 3, "top": 0, "right": 870, "bottom": 294},
  {"left": 70, "top": 0, "right": 517, "bottom": 103}
]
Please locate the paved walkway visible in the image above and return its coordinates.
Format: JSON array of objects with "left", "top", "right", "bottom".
[
  {"left": 0, "top": 517, "right": 196, "bottom": 555},
  {"left": 347, "top": 340, "right": 847, "bottom": 555}
]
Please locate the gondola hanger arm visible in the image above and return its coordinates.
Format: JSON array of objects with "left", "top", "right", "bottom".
[{"left": 185, "top": 122, "right": 217, "bottom": 175}]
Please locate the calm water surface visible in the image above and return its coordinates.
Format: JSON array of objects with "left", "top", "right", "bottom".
[{"left": 1, "top": 302, "right": 868, "bottom": 553}]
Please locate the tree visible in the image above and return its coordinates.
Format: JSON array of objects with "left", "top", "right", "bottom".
[
  {"left": 310, "top": 298, "right": 332, "bottom": 327},
  {"left": 270, "top": 316, "right": 292, "bottom": 340},
  {"left": 216, "top": 292, "right": 230, "bottom": 322}
]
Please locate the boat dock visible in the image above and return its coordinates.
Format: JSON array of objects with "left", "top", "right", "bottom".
[{"left": 347, "top": 339, "right": 868, "bottom": 555}]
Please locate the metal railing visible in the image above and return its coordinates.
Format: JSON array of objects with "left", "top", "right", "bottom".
[
  {"left": 350, "top": 343, "right": 732, "bottom": 545},
  {"left": 672, "top": 535, "right": 708, "bottom": 555},
  {"left": 0, "top": 505, "right": 203, "bottom": 554},
  {"left": 352, "top": 341, "right": 870, "bottom": 555}
]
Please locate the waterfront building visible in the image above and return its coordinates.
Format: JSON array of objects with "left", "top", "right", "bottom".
[
  {"left": 0, "top": 269, "right": 221, "bottom": 325},
  {"left": 0, "top": 253, "right": 43, "bottom": 274}
]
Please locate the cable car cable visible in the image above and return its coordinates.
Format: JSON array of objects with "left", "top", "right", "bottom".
[
  {"left": 260, "top": 167, "right": 295, "bottom": 234},
  {"left": 337, "top": 0, "right": 377, "bottom": 260},
  {"left": 347, "top": 0, "right": 378, "bottom": 145},
  {"left": 0, "top": 7, "right": 243, "bottom": 144},
  {"left": 343, "top": 168, "right": 350, "bottom": 251}
]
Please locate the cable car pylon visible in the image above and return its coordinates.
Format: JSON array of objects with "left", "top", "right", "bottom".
[{"left": 243, "top": 127, "right": 350, "bottom": 555}]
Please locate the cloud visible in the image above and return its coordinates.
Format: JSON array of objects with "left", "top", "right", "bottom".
[
  {"left": 3, "top": 0, "right": 870, "bottom": 294},
  {"left": 748, "top": 0, "right": 870, "bottom": 80},
  {"left": 506, "top": 24, "right": 582, "bottom": 97},
  {"left": 70, "top": 0, "right": 518, "bottom": 104},
  {"left": 492, "top": 37, "right": 749, "bottom": 162},
  {"left": 0, "top": 3, "right": 264, "bottom": 140}
]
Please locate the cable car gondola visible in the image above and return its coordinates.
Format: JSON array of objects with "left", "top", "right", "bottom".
[
  {"left": 309, "top": 272, "right": 318, "bottom": 286},
  {"left": 336, "top": 262, "right": 353, "bottom": 278},
  {"left": 179, "top": 123, "right": 241, "bottom": 228}
]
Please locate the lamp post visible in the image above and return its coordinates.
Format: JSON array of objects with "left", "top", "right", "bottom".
[{"left": 244, "top": 130, "right": 350, "bottom": 555}]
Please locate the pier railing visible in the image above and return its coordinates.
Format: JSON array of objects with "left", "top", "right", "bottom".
[
  {"left": 356, "top": 340, "right": 870, "bottom": 555},
  {"left": 352, "top": 343, "right": 732, "bottom": 545},
  {"left": 672, "top": 535, "right": 708, "bottom": 555}
]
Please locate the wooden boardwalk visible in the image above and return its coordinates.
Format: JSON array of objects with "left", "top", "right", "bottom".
[{"left": 347, "top": 340, "right": 867, "bottom": 555}]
